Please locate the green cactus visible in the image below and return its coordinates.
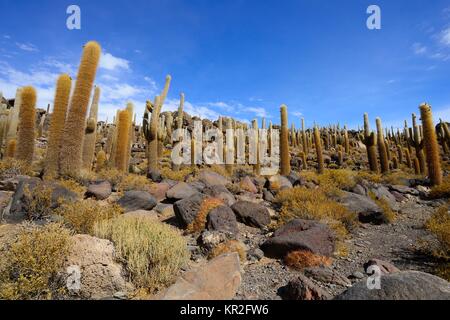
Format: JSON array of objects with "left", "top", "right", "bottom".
[
  {"left": 376, "top": 117, "right": 389, "bottom": 173},
  {"left": 81, "top": 85, "right": 100, "bottom": 171},
  {"left": 15, "top": 86, "right": 36, "bottom": 165},
  {"left": 313, "top": 126, "right": 324, "bottom": 174},
  {"left": 408, "top": 113, "right": 426, "bottom": 175},
  {"left": 362, "top": 113, "right": 379, "bottom": 172},
  {"left": 280, "top": 105, "right": 290, "bottom": 176}
]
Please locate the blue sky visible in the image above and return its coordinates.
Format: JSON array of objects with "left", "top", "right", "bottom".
[{"left": 0, "top": 0, "right": 450, "bottom": 129}]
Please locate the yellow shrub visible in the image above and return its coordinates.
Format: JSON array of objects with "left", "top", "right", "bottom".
[
  {"left": 55, "top": 178, "right": 86, "bottom": 196},
  {"left": 208, "top": 240, "right": 246, "bottom": 262},
  {"left": 56, "top": 199, "right": 123, "bottom": 234},
  {"left": 426, "top": 205, "right": 450, "bottom": 259},
  {"left": 97, "top": 169, "right": 153, "bottom": 193},
  {"left": 0, "top": 223, "right": 72, "bottom": 300},
  {"left": 93, "top": 216, "right": 189, "bottom": 292},
  {"left": 368, "top": 191, "right": 396, "bottom": 223},
  {"left": 0, "top": 158, "right": 33, "bottom": 178},
  {"left": 284, "top": 250, "right": 332, "bottom": 270},
  {"left": 429, "top": 177, "right": 450, "bottom": 199},
  {"left": 355, "top": 171, "right": 382, "bottom": 184},
  {"left": 187, "top": 198, "right": 224, "bottom": 233},
  {"left": 23, "top": 184, "right": 53, "bottom": 220},
  {"left": 160, "top": 166, "right": 194, "bottom": 182},
  {"left": 300, "top": 169, "right": 357, "bottom": 196}
]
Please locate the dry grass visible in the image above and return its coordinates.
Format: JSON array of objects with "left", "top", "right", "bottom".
[
  {"left": 429, "top": 176, "right": 450, "bottom": 199},
  {"left": 355, "top": 171, "right": 383, "bottom": 184},
  {"left": 97, "top": 169, "right": 153, "bottom": 193},
  {"left": 0, "top": 158, "right": 33, "bottom": 178},
  {"left": 160, "top": 166, "right": 194, "bottom": 182},
  {"left": 284, "top": 250, "right": 333, "bottom": 270},
  {"left": 55, "top": 178, "right": 86, "bottom": 196},
  {"left": 300, "top": 169, "right": 357, "bottom": 196},
  {"left": 368, "top": 191, "right": 397, "bottom": 223},
  {"left": 93, "top": 215, "right": 189, "bottom": 292},
  {"left": 208, "top": 240, "right": 246, "bottom": 262},
  {"left": 56, "top": 199, "right": 123, "bottom": 234},
  {"left": 187, "top": 198, "right": 224, "bottom": 233},
  {"left": 0, "top": 223, "right": 72, "bottom": 300},
  {"left": 23, "top": 184, "right": 54, "bottom": 220}
]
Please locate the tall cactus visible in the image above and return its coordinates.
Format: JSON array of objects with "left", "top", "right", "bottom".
[
  {"left": 82, "top": 85, "right": 100, "bottom": 171},
  {"left": 44, "top": 74, "right": 72, "bottom": 178},
  {"left": 225, "top": 117, "right": 234, "bottom": 175},
  {"left": 5, "top": 88, "right": 23, "bottom": 155},
  {"left": 280, "top": 105, "right": 290, "bottom": 175},
  {"left": 125, "top": 102, "right": 134, "bottom": 170},
  {"left": 59, "top": 41, "right": 101, "bottom": 177},
  {"left": 15, "top": 86, "right": 36, "bottom": 165},
  {"left": 376, "top": 117, "right": 389, "bottom": 173},
  {"left": 419, "top": 103, "right": 442, "bottom": 186},
  {"left": 362, "top": 113, "right": 379, "bottom": 172},
  {"left": 313, "top": 126, "right": 324, "bottom": 174},
  {"left": 115, "top": 110, "right": 131, "bottom": 172},
  {"left": 252, "top": 119, "right": 260, "bottom": 176},
  {"left": 408, "top": 113, "right": 426, "bottom": 174}
]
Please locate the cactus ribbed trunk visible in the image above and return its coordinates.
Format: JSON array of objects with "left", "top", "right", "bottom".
[
  {"left": 115, "top": 110, "right": 131, "bottom": 172},
  {"left": 419, "top": 103, "right": 442, "bottom": 186},
  {"left": 313, "top": 126, "right": 324, "bottom": 174},
  {"left": 5, "top": 88, "right": 23, "bottom": 156},
  {"left": 280, "top": 105, "right": 290, "bottom": 176},
  {"left": 45, "top": 74, "right": 72, "bottom": 178},
  {"left": 15, "top": 86, "right": 36, "bottom": 165},
  {"left": 82, "top": 86, "right": 100, "bottom": 171},
  {"left": 125, "top": 102, "right": 134, "bottom": 170},
  {"left": 376, "top": 117, "right": 389, "bottom": 173},
  {"left": 363, "top": 113, "right": 379, "bottom": 172},
  {"left": 59, "top": 41, "right": 101, "bottom": 177},
  {"left": 409, "top": 113, "right": 426, "bottom": 175}
]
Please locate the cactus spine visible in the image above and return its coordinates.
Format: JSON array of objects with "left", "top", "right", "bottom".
[
  {"left": 376, "top": 117, "right": 389, "bottom": 173},
  {"left": 15, "top": 86, "right": 36, "bottom": 164},
  {"left": 59, "top": 41, "right": 101, "bottom": 177},
  {"left": 419, "top": 103, "right": 442, "bottom": 186},
  {"left": 45, "top": 74, "right": 72, "bottom": 178},
  {"left": 82, "top": 85, "right": 100, "bottom": 170},
  {"left": 280, "top": 105, "right": 290, "bottom": 175},
  {"left": 115, "top": 110, "right": 131, "bottom": 172},
  {"left": 313, "top": 126, "right": 324, "bottom": 174},
  {"left": 362, "top": 113, "right": 378, "bottom": 172}
]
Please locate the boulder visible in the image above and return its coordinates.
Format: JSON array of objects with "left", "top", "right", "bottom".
[
  {"left": 231, "top": 201, "right": 271, "bottom": 228},
  {"left": 166, "top": 182, "right": 198, "bottom": 200},
  {"left": 198, "top": 230, "right": 236, "bottom": 251},
  {"left": 116, "top": 190, "right": 157, "bottom": 213},
  {"left": 64, "top": 234, "right": 134, "bottom": 299},
  {"left": 267, "top": 175, "right": 293, "bottom": 192},
  {"left": 239, "top": 176, "right": 258, "bottom": 194},
  {"left": 337, "top": 191, "right": 387, "bottom": 225},
  {"left": 363, "top": 258, "right": 400, "bottom": 275},
  {"left": 199, "top": 170, "right": 229, "bottom": 187},
  {"left": 202, "top": 184, "right": 235, "bottom": 206},
  {"left": 206, "top": 205, "right": 239, "bottom": 235},
  {"left": 280, "top": 274, "right": 332, "bottom": 300},
  {"left": 261, "top": 219, "right": 335, "bottom": 258},
  {"left": 389, "top": 185, "right": 420, "bottom": 196},
  {"left": 148, "top": 182, "right": 171, "bottom": 202},
  {"left": 304, "top": 267, "right": 352, "bottom": 287},
  {"left": 159, "top": 253, "right": 242, "bottom": 300},
  {"left": 335, "top": 271, "right": 450, "bottom": 300},
  {"left": 85, "top": 180, "right": 112, "bottom": 200},
  {"left": 173, "top": 193, "right": 208, "bottom": 228},
  {"left": 369, "top": 185, "right": 399, "bottom": 211}
]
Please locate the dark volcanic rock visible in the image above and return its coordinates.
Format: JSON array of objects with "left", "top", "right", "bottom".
[
  {"left": 173, "top": 193, "right": 208, "bottom": 228},
  {"left": 206, "top": 205, "right": 239, "bottom": 235},
  {"left": 85, "top": 180, "right": 112, "bottom": 200},
  {"left": 231, "top": 201, "right": 271, "bottom": 228},
  {"left": 280, "top": 274, "right": 332, "bottom": 300},
  {"left": 117, "top": 191, "right": 157, "bottom": 212}
]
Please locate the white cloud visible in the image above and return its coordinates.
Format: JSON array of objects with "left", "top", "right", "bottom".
[
  {"left": 245, "top": 106, "right": 269, "bottom": 118},
  {"left": 100, "top": 74, "right": 119, "bottom": 82},
  {"left": 100, "top": 52, "right": 130, "bottom": 71},
  {"left": 3, "top": 35, "right": 10, "bottom": 39},
  {"left": 440, "top": 27, "right": 450, "bottom": 46},
  {"left": 412, "top": 42, "right": 427, "bottom": 55},
  {"left": 434, "top": 106, "right": 450, "bottom": 122},
  {"left": 15, "top": 42, "right": 38, "bottom": 52},
  {"left": 292, "top": 111, "right": 303, "bottom": 117},
  {"left": 144, "top": 76, "right": 157, "bottom": 91}
]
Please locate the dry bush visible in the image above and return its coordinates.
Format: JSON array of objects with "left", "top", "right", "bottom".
[
  {"left": 56, "top": 199, "right": 123, "bottom": 234},
  {"left": 368, "top": 191, "right": 397, "bottom": 223},
  {"left": 187, "top": 198, "right": 224, "bottom": 233},
  {"left": 0, "top": 158, "right": 33, "bottom": 178},
  {"left": 284, "top": 250, "right": 332, "bottom": 270},
  {"left": 208, "top": 240, "right": 246, "bottom": 262},
  {"left": 275, "top": 186, "right": 357, "bottom": 240},
  {"left": 429, "top": 176, "right": 450, "bottom": 199},
  {"left": 23, "top": 184, "right": 54, "bottom": 220},
  {"left": 93, "top": 215, "right": 189, "bottom": 292},
  {"left": 300, "top": 169, "right": 357, "bottom": 195},
  {"left": 55, "top": 178, "right": 86, "bottom": 196},
  {"left": 160, "top": 166, "right": 194, "bottom": 182},
  {"left": 382, "top": 171, "right": 420, "bottom": 186},
  {"left": 355, "top": 171, "right": 383, "bottom": 184},
  {"left": 97, "top": 168, "right": 153, "bottom": 193},
  {"left": 0, "top": 223, "right": 72, "bottom": 300}
]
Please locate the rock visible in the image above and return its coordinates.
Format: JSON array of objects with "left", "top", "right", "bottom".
[
  {"left": 64, "top": 234, "right": 134, "bottom": 299},
  {"left": 231, "top": 201, "right": 271, "bottom": 228},
  {"left": 389, "top": 185, "right": 420, "bottom": 196},
  {"left": 148, "top": 182, "right": 171, "bottom": 202},
  {"left": 280, "top": 274, "right": 332, "bottom": 300},
  {"left": 159, "top": 253, "right": 242, "bottom": 300},
  {"left": 390, "top": 191, "right": 406, "bottom": 202},
  {"left": 352, "top": 184, "right": 366, "bottom": 196},
  {"left": 154, "top": 203, "right": 174, "bottom": 218},
  {"left": 198, "top": 230, "right": 235, "bottom": 251},
  {"left": 189, "top": 181, "right": 206, "bottom": 192},
  {"left": 206, "top": 205, "right": 239, "bottom": 235},
  {"left": 147, "top": 169, "right": 162, "bottom": 182},
  {"left": 239, "top": 176, "right": 258, "bottom": 193},
  {"left": 262, "top": 189, "right": 275, "bottom": 202},
  {"left": 202, "top": 184, "right": 235, "bottom": 206},
  {"left": 116, "top": 191, "right": 157, "bottom": 213},
  {"left": 337, "top": 191, "right": 387, "bottom": 225},
  {"left": 166, "top": 182, "right": 198, "bottom": 200},
  {"left": 0, "top": 175, "right": 25, "bottom": 191},
  {"left": 199, "top": 170, "right": 229, "bottom": 187},
  {"left": 173, "top": 193, "right": 208, "bottom": 228},
  {"left": 304, "top": 267, "right": 352, "bottom": 287},
  {"left": 363, "top": 259, "right": 400, "bottom": 275},
  {"left": 85, "top": 180, "right": 112, "bottom": 200},
  {"left": 122, "top": 209, "right": 159, "bottom": 220},
  {"left": 335, "top": 271, "right": 450, "bottom": 300},
  {"left": 247, "top": 248, "right": 265, "bottom": 261},
  {"left": 369, "top": 185, "right": 399, "bottom": 211},
  {"left": 267, "top": 175, "right": 293, "bottom": 192},
  {"left": 261, "top": 219, "right": 335, "bottom": 258},
  {"left": 350, "top": 271, "right": 365, "bottom": 279}
]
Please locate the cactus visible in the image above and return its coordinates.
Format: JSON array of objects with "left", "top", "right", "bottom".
[
  {"left": 376, "top": 117, "right": 389, "bottom": 173},
  {"left": 392, "top": 156, "right": 398, "bottom": 169},
  {"left": 225, "top": 117, "right": 234, "bottom": 175},
  {"left": 96, "top": 148, "right": 106, "bottom": 172},
  {"left": 115, "top": 110, "right": 131, "bottom": 172},
  {"left": 125, "top": 102, "right": 134, "bottom": 170},
  {"left": 419, "top": 103, "right": 442, "bottom": 186},
  {"left": 81, "top": 85, "right": 100, "bottom": 171},
  {"left": 408, "top": 113, "right": 426, "bottom": 174},
  {"left": 172, "top": 94, "right": 185, "bottom": 171},
  {"left": 15, "top": 86, "right": 36, "bottom": 164},
  {"left": 301, "top": 118, "right": 308, "bottom": 155},
  {"left": 59, "top": 41, "right": 101, "bottom": 177},
  {"left": 362, "top": 113, "right": 379, "bottom": 172},
  {"left": 6, "top": 139, "right": 16, "bottom": 158},
  {"left": 413, "top": 158, "right": 420, "bottom": 175},
  {"left": 404, "top": 148, "right": 412, "bottom": 168},
  {"left": 313, "top": 126, "right": 324, "bottom": 174},
  {"left": 44, "top": 74, "right": 72, "bottom": 178},
  {"left": 300, "top": 151, "right": 307, "bottom": 170},
  {"left": 252, "top": 119, "right": 260, "bottom": 176},
  {"left": 280, "top": 105, "right": 290, "bottom": 175},
  {"left": 343, "top": 126, "right": 350, "bottom": 154},
  {"left": 5, "top": 88, "right": 23, "bottom": 155},
  {"left": 396, "top": 145, "right": 403, "bottom": 165}
]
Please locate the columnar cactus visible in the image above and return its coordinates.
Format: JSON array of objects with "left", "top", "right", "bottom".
[
  {"left": 362, "top": 113, "right": 379, "bottom": 172},
  {"left": 313, "top": 126, "right": 324, "bottom": 174},
  {"left": 115, "top": 110, "right": 131, "bottom": 172},
  {"left": 404, "top": 148, "right": 412, "bottom": 168},
  {"left": 343, "top": 126, "right": 350, "bottom": 154},
  {"left": 15, "top": 86, "right": 36, "bottom": 165},
  {"left": 125, "top": 102, "right": 134, "bottom": 169},
  {"left": 6, "top": 88, "right": 23, "bottom": 154},
  {"left": 6, "top": 139, "right": 16, "bottom": 158},
  {"left": 419, "top": 103, "right": 442, "bottom": 185},
  {"left": 82, "top": 85, "right": 100, "bottom": 171},
  {"left": 376, "top": 117, "right": 389, "bottom": 173},
  {"left": 409, "top": 113, "right": 426, "bottom": 174},
  {"left": 59, "top": 41, "right": 101, "bottom": 177},
  {"left": 96, "top": 148, "right": 106, "bottom": 172},
  {"left": 252, "top": 119, "right": 260, "bottom": 176},
  {"left": 397, "top": 145, "right": 403, "bottom": 165},
  {"left": 225, "top": 117, "right": 234, "bottom": 175},
  {"left": 44, "top": 74, "right": 72, "bottom": 178},
  {"left": 280, "top": 105, "right": 290, "bottom": 175},
  {"left": 301, "top": 118, "right": 308, "bottom": 155}
]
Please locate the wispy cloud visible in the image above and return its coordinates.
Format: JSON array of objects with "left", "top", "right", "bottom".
[
  {"left": 292, "top": 111, "right": 303, "bottom": 117},
  {"left": 440, "top": 27, "right": 450, "bottom": 46},
  {"left": 15, "top": 42, "right": 38, "bottom": 52},
  {"left": 412, "top": 42, "right": 427, "bottom": 55},
  {"left": 100, "top": 52, "right": 130, "bottom": 71},
  {"left": 3, "top": 35, "right": 10, "bottom": 39},
  {"left": 245, "top": 106, "right": 269, "bottom": 118}
]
